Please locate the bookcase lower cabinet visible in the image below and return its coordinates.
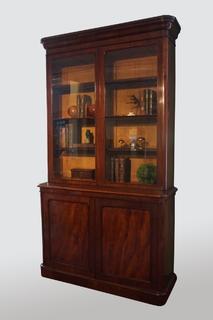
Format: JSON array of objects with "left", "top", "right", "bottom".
[{"left": 40, "top": 186, "right": 176, "bottom": 305}]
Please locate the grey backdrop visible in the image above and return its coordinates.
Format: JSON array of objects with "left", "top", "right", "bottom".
[{"left": 0, "top": 0, "right": 212, "bottom": 319}]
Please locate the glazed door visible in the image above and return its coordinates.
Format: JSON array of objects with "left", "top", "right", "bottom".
[
  {"left": 102, "top": 43, "right": 162, "bottom": 188},
  {"left": 95, "top": 198, "right": 154, "bottom": 287},
  {"left": 49, "top": 51, "right": 97, "bottom": 183},
  {"left": 41, "top": 192, "right": 95, "bottom": 276}
]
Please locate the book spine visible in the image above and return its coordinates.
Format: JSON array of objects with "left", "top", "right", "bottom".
[
  {"left": 68, "top": 123, "right": 73, "bottom": 148},
  {"left": 55, "top": 123, "right": 60, "bottom": 150},
  {"left": 65, "top": 123, "right": 69, "bottom": 148},
  {"left": 124, "top": 158, "right": 131, "bottom": 182},
  {"left": 143, "top": 89, "right": 146, "bottom": 114},
  {"left": 145, "top": 89, "right": 149, "bottom": 115},
  {"left": 84, "top": 101, "right": 88, "bottom": 117},
  {"left": 119, "top": 158, "right": 125, "bottom": 183},
  {"left": 153, "top": 90, "right": 157, "bottom": 114},
  {"left": 84, "top": 95, "right": 91, "bottom": 118},
  {"left": 59, "top": 126, "right": 66, "bottom": 148},
  {"left": 59, "top": 155, "right": 64, "bottom": 177},
  {"left": 114, "top": 158, "right": 120, "bottom": 182},
  {"left": 111, "top": 157, "right": 115, "bottom": 182},
  {"left": 76, "top": 95, "right": 81, "bottom": 118},
  {"left": 79, "top": 101, "right": 84, "bottom": 118},
  {"left": 119, "top": 158, "right": 131, "bottom": 182},
  {"left": 149, "top": 89, "right": 153, "bottom": 115}
]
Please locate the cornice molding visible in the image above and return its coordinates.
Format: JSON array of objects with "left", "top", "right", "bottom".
[{"left": 41, "top": 15, "right": 181, "bottom": 50}]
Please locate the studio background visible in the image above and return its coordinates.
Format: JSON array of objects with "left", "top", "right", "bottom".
[{"left": 0, "top": 1, "right": 212, "bottom": 319}]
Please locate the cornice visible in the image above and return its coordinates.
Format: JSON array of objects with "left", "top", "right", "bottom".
[{"left": 41, "top": 15, "right": 181, "bottom": 50}]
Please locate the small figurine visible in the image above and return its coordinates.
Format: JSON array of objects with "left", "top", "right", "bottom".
[
  {"left": 128, "top": 92, "right": 145, "bottom": 115},
  {"left": 130, "top": 138, "right": 137, "bottom": 151},
  {"left": 136, "top": 137, "right": 148, "bottom": 150},
  {"left": 87, "top": 104, "right": 96, "bottom": 117},
  {"left": 127, "top": 111, "right": 136, "bottom": 116},
  {"left": 85, "top": 129, "right": 94, "bottom": 144},
  {"left": 67, "top": 105, "right": 78, "bottom": 118},
  {"left": 90, "top": 132, "right": 94, "bottom": 144},
  {"left": 118, "top": 139, "right": 128, "bottom": 148}
]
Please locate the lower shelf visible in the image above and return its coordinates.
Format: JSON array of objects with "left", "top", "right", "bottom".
[{"left": 41, "top": 264, "right": 177, "bottom": 306}]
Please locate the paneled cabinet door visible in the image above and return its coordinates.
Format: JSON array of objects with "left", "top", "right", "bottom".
[
  {"left": 41, "top": 193, "right": 95, "bottom": 276},
  {"left": 95, "top": 199, "right": 154, "bottom": 287}
]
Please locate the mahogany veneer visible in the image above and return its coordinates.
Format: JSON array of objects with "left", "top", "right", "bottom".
[{"left": 39, "top": 15, "right": 180, "bottom": 305}]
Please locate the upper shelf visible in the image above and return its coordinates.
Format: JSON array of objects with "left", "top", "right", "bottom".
[
  {"left": 107, "top": 147, "right": 157, "bottom": 158},
  {"left": 54, "top": 117, "right": 95, "bottom": 126},
  {"left": 105, "top": 115, "right": 157, "bottom": 124},
  {"left": 105, "top": 77, "right": 157, "bottom": 89},
  {"left": 56, "top": 144, "right": 95, "bottom": 157},
  {"left": 52, "top": 77, "right": 156, "bottom": 94},
  {"left": 52, "top": 82, "right": 95, "bottom": 94}
]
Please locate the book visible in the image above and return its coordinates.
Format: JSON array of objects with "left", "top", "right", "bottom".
[
  {"left": 59, "top": 126, "right": 66, "bottom": 148},
  {"left": 65, "top": 123, "right": 69, "bottom": 148},
  {"left": 111, "top": 157, "right": 115, "bottom": 181},
  {"left": 79, "top": 103, "right": 84, "bottom": 118},
  {"left": 114, "top": 158, "right": 120, "bottom": 182},
  {"left": 143, "top": 89, "right": 157, "bottom": 115},
  {"left": 82, "top": 95, "right": 92, "bottom": 117},
  {"left": 67, "top": 123, "right": 74, "bottom": 147},
  {"left": 144, "top": 89, "right": 149, "bottom": 115},
  {"left": 152, "top": 90, "right": 157, "bottom": 114},
  {"left": 149, "top": 89, "right": 153, "bottom": 115},
  {"left": 64, "top": 123, "right": 73, "bottom": 148},
  {"left": 54, "top": 123, "right": 60, "bottom": 150},
  {"left": 119, "top": 158, "right": 131, "bottom": 182},
  {"left": 111, "top": 157, "right": 131, "bottom": 182},
  {"left": 76, "top": 95, "right": 81, "bottom": 118}
]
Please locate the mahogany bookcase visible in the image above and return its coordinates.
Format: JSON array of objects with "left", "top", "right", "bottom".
[{"left": 39, "top": 15, "right": 181, "bottom": 305}]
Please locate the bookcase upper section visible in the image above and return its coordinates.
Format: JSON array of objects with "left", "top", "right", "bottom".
[
  {"left": 41, "top": 15, "right": 181, "bottom": 51},
  {"left": 42, "top": 15, "right": 180, "bottom": 193}
]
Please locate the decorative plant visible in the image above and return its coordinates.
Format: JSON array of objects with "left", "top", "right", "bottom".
[
  {"left": 136, "top": 163, "right": 157, "bottom": 184},
  {"left": 128, "top": 93, "right": 145, "bottom": 115},
  {"left": 129, "top": 94, "right": 141, "bottom": 107}
]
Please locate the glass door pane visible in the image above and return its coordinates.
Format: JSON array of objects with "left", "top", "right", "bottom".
[
  {"left": 51, "top": 54, "right": 96, "bottom": 181},
  {"left": 105, "top": 46, "right": 158, "bottom": 185}
]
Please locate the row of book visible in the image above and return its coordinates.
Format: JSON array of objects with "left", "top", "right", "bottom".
[
  {"left": 143, "top": 89, "right": 157, "bottom": 115},
  {"left": 76, "top": 94, "right": 93, "bottom": 118},
  {"left": 56, "top": 123, "right": 77, "bottom": 149},
  {"left": 111, "top": 157, "right": 131, "bottom": 182}
]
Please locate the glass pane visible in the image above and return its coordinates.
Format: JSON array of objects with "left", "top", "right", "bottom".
[
  {"left": 52, "top": 54, "right": 96, "bottom": 181},
  {"left": 105, "top": 46, "right": 158, "bottom": 185}
]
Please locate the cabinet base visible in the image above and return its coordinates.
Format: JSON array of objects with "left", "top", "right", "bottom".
[{"left": 41, "top": 264, "right": 176, "bottom": 306}]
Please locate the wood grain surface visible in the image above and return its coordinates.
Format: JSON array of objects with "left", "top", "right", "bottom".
[
  {"left": 102, "top": 207, "right": 151, "bottom": 281},
  {"left": 49, "top": 199, "right": 89, "bottom": 270}
]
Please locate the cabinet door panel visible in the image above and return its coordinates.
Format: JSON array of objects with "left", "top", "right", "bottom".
[
  {"left": 96, "top": 199, "right": 152, "bottom": 285},
  {"left": 49, "top": 200, "right": 89, "bottom": 268},
  {"left": 41, "top": 193, "right": 93, "bottom": 275},
  {"left": 103, "top": 45, "right": 159, "bottom": 186},
  {"left": 50, "top": 53, "right": 97, "bottom": 183}
]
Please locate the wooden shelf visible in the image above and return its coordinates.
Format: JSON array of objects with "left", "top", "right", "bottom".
[
  {"left": 107, "top": 147, "right": 157, "bottom": 158},
  {"left": 105, "top": 77, "right": 157, "bottom": 89},
  {"left": 54, "top": 117, "right": 95, "bottom": 126},
  {"left": 52, "top": 82, "right": 95, "bottom": 94},
  {"left": 105, "top": 114, "right": 157, "bottom": 124},
  {"left": 56, "top": 144, "right": 95, "bottom": 156}
]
